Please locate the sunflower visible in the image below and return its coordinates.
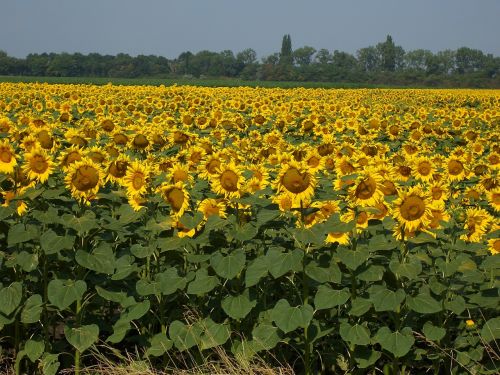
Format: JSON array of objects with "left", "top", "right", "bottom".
[
  {"left": 487, "top": 238, "right": 500, "bottom": 255},
  {"left": 303, "top": 148, "right": 324, "bottom": 172},
  {"left": 427, "top": 201, "right": 450, "bottom": 230},
  {"left": 486, "top": 189, "right": 500, "bottom": 212},
  {"left": 275, "top": 160, "right": 317, "bottom": 203},
  {"left": 168, "top": 162, "right": 193, "bottom": 185},
  {"left": 23, "top": 147, "right": 54, "bottom": 183},
  {"left": 124, "top": 161, "right": 150, "bottom": 197},
  {"left": 65, "top": 158, "right": 103, "bottom": 203},
  {"left": 159, "top": 182, "right": 190, "bottom": 218},
  {"left": 128, "top": 193, "right": 147, "bottom": 212},
  {"left": 106, "top": 156, "right": 130, "bottom": 184},
  {"left": 173, "top": 220, "right": 196, "bottom": 238},
  {"left": 198, "top": 152, "right": 223, "bottom": 180},
  {"left": 348, "top": 168, "right": 384, "bottom": 207},
  {"left": 413, "top": 157, "right": 435, "bottom": 183},
  {"left": 2, "top": 190, "right": 28, "bottom": 216},
  {"left": 58, "top": 145, "right": 85, "bottom": 171},
  {"left": 325, "top": 231, "right": 350, "bottom": 245},
  {"left": 198, "top": 198, "right": 227, "bottom": 220},
  {"left": 459, "top": 208, "right": 494, "bottom": 243},
  {"left": 211, "top": 161, "right": 244, "bottom": 199},
  {"left": 392, "top": 186, "right": 432, "bottom": 232},
  {"left": 0, "top": 140, "right": 17, "bottom": 174},
  {"left": 342, "top": 209, "right": 369, "bottom": 234},
  {"left": 445, "top": 156, "right": 467, "bottom": 182},
  {"left": 244, "top": 164, "right": 270, "bottom": 194},
  {"left": 427, "top": 181, "right": 449, "bottom": 204}
]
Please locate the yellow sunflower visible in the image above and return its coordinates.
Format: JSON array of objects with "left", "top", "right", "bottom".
[
  {"left": 159, "top": 182, "right": 190, "bottom": 218},
  {"left": 348, "top": 168, "right": 384, "bottom": 208},
  {"left": 211, "top": 161, "right": 244, "bottom": 199},
  {"left": 168, "top": 162, "right": 193, "bottom": 185},
  {"left": 413, "top": 157, "right": 436, "bottom": 183},
  {"left": 124, "top": 161, "right": 150, "bottom": 197},
  {"left": 326, "top": 231, "right": 350, "bottom": 245},
  {"left": 427, "top": 181, "right": 449, "bottom": 204},
  {"left": 58, "top": 145, "right": 85, "bottom": 171},
  {"left": 392, "top": 186, "right": 432, "bottom": 232},
  {"left": 459, "top": 208, "right": 494, "bottom": 243},
  {"left": 198, "top": 198, "right": 227, "bottom": 220},
  {"left": 23, "top": 147, "right": 54, "bottom": 183},
  {"left": 427, "top": 201, "right": 450, "bottom": 230},
  {"left": 486, "top": 189, "right": 500, "bottom": 212},
  {"left": 0, "top": 140, "right": 17, "bottom": 174},
  {"left": 198, "top": 152, "right": 223, "bottom": 180},
  {"left": 106, "top": 156, "right": 130, "bottom": 184},
  {"left": 274, "top": 160, "right": 316, "bottom": 203},
  {"left": 445, "top": 156, "right": 468, "bottom": 182},
  {"left": 487, "top": 238, "right": 500, "bottom": 255},
  {"left": 65, "top": 158, "right": 103, "bottom": 203}
]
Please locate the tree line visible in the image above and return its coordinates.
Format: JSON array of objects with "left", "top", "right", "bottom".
[{"left": 1, "top": 35, "right": 499, "bottom": 87}]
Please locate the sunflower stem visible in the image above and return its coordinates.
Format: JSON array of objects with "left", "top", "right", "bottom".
[{"left": 299, "top": 200, "right": 312, "bottom": 374}]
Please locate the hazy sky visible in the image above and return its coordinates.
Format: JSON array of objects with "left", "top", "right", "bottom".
[{"left": 2, "top": 0, "right": 500, "bottom": 59}]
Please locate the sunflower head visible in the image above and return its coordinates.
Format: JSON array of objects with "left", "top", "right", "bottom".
[
  {"left": 65, "top": 158, "right": 103, "bottom": 203},
  {"left": 23, "top": 147, "right": 53, "bottom": 183},
  {"left": 159, "top": 182, "right": 190, "bottom": 218},
  {"left": 275, "top": 161, "right": 316, "bottom": 202},
  {"left": 211, "top": 161, "right": 244, "bottom": 199},
  {"left": 392, "top": 186, "right": 432, "bottom": 233},
  {"left": 0, "top": 140, "right": 17, "bottom": 174}
]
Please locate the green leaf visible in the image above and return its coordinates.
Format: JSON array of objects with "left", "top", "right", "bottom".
[
  {"left": 357, "top": 265, "right": 385, "bottom": 282},
  {"left": 481, "top": 317, "right": 500, "bottom": 343},
  {"left": 130, "top": 243, "right": 155, "bottom": 259},
  {"left": 75, "top": 243, "right": 115, "bottom": 274},
  {"left": 222, "top": 290, "right": 256, "bottom": 320},
  {"left": 230, "top": 223, "right": 259, "bottom": 242},
  {"left": 374, "top": 327, "right": 415, "bottom": 358},
  {"left": 64, "top": 324, "right": 99, "bottom": 353},
  {"left": 389, "top": 259, "right": 422, "bottom": 280},
  {"left": 106, "top": 319, "right": 130, "bottom": 344},
  {"left": 187, "top": 269, "right": 219, "bottom": 295},
  {"left": 245, "top": 256, "right": 268, "bottom": 287},
  {"left": 157, "top": 268, "right": 186, "bottom": 295},
  {"left": 0, "top": 282, "right": 23, "bottom": 315},
  {"left": 336, "top": 247, "right": 370, "bottom": 271},
  {"left": 353, "top": 347, "right": 381, "bottom": 369},
  {"left": 199, "top": 318, "right": 231, "bottom": 350},
  {"left": 423, "top": 321, "right": 446, "bottom": 341},
  {"left": 369, "top": 286, "right": 405, "bottom": 312},
  {"left": 349, "top": 298, "right": 372, "bottom": 317},
  {"left": 8, "top": 224, "right": 34, "bottom": 247},
  {"left": 407, "top": 293, "right": 442, "bottom": 314},
  {"left": 210, "top": 249, "right": 246, "bottom": 280},
  {"left": 14, "top": 251, "right": 38, "bottom": 272},
  {"left": 169, "top": 320, "right": 202, "bottom": 351},
  {"left": 146, "top": 333, "right": 173, "bottom": 357},
  {"left": 21, "top": 294, "right": 43, "bottom": 323},
  {"left": 112, "top": 255, "right": 137, "bottom": 280},
  {"left": 266, "top": 247, "right": 303, "bottom": 279},
  {"left": 40, "top": 229, "right": 75, "bottom": 254},
  {"left": 62, "top": 211, "right": 98, "bottom": 235},
  {"left": 314, "top": 285, "right": 350, "bottom": 310},
  {"left": 368, "top": 234, "right": 399, "bottom": 251},
  {"left": 252, "top": 322, "right": 281, "bottom": 351},
  {"left": 179, "top": 211, "right": 203, "bottom": 230},
  {"left": 305, "top": 259, "right": 341, "bottom": 284},
  {"left": 24, "top": 338, "right": 44, "bottom": 362},
  {"left": 123, "top": 300, "right": 150, "bottom": 321},
  {"left": 444, "top": 295, "right": 466, "bottom": 315},
  {"left": 48, "top": 279, "right": 86, "bottom": 310},
  {"left": 40, "top": 353, "right": 60, "bottom": 375},
  {"left": 270, "top": 299, "right": 314, "bottom": 333},
  {"left": 340, "top": 323, "right": 371, "bottom": 346}
]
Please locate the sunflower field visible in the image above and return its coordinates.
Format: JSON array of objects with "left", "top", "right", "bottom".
[{"left": 0, "top": 83, "right": 499, "bottom": 374}]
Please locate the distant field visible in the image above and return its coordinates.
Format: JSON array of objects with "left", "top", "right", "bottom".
[{"left": 0, "top": 75, "right": 407, "bottom": 88}]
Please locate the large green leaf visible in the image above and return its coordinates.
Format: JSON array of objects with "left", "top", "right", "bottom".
[
  {"left": 13, "top": 251, "right": 38, "bottom": 272},
  {"left": 349, "top": 298, "right": 372, "bottom": 317},
  {"left": 245, "top": 256, "right": 268, "bottom": 287},
  {"left": 374, "top": 327, "right": 414, "bottom": 358},
  {"left": 95, "top": 286, "right": 136, "bottom": 308},
  {"left": 24, "top": 338, "right": 45, "bottom": 362},
  {"left": 314, "top": 285, "right": 350, "bottom": 310},
  {"left": 40, "top": 353, "right": 60, "bottom": 375},
  {"left": 356, "top": 264, "right": 385, "bottom": 282},
  {"left": 64, "top": 324, "right": 99, "bottom": 352},
  {"left": 336, "top": 247, "right": 370, "bottom": 271},
  {"left": 422, "top": 321, "right": 446, "bottom": 341},
  {"left": 305, "top": 259, "right": 341, "bottom": 284},
  {"left": 21, "top": 294, "right": 43, "bottom": 323},
  {"left": 369, "top": 286, "right": 405, "bottom": 312},
  {"left": 481, "top": 317, "right": 500, "bottom": 343},
  {"left": 270, "top": 299, "right": 314, "bottom": 334},
  {"left": 340, "top": 322, "right": 371, "bottom": 346},
  {"left": 186, "top": 269, "right": 219, "bottom": 295},
  {"left": 389, "top": 259, "right": 422, "bottom": 280},
  {"left": 407, "top": 293, "right": 442, "bottom": 314},
  {"left": 8, "top": 224, "right": 35, "bottom": 247},
  {"left": 106, "top": 319, "right": 130, "bottom": 344},
  {"left": 169, "top": 320, "right": 202, "bottom": 351},
  {"left": 62, "top": 211, "right": 98, "bottom": 235},
  {"left": 122, "top": 300, "right": 150, "bottom": 321},
  {"left": 251, "top": 322, "right": 281, "bottom": 351},
  {"left": 130, "top": 243, "right": 155, "bottom": 258},
  {"left": 157, "top": 267, "right": 186, "bottom": 295},
  {"left": 444, "top": 295, "right": 466, "bottom": 315},
  {"left": 199, "top": 318, "right": 231, "bottom": 350},
  {"left": 353, "top": 347, "right": 381, "bottom": 369},
  {"left": 0, "top": 282, "right": 23, "bottom": 315},
  {"left": 222, "top": 290, "right": 256, "bottom": 320},
  {"left": 210, "top": 249, "right": 246, "bottom": 280},
  {"left": 40, "top": 229, "right": 75, "bottom": 254},
  {"left": 146, "top": 333, "right": 173, "bottom": 357},
  {"left": 266, "top": 247, "right": 303, "bottom": 279},
  {"left": 75, "top": 243, "right": 115, "bottom": 274},
  {"left": 48, "top": 279, "right": 86, "bottom": 310}
]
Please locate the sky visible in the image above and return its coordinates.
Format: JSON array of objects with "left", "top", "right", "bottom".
[{"left": 2, "top": 0, "right": 500, "bottom": 59}]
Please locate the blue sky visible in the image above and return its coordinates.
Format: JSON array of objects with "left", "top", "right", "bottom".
[{"left": 2, "top": 0, "right": 499, "bottom": 59}]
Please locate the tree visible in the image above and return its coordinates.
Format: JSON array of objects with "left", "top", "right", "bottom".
[
  {"left": 404, "top": 49, "right": 433, "bottom": 71},
  {"left": 279, "top": 34, "right": 293, "bottom": 65},
  {"left": 315, "top": 49, "right": 332, "bottom": 65},
  {"left": 377, "top": 35, "right": 397, "bottom": 72},
  {"left": 357, "top": 46, "right": 380, "bottom": 72},
  {"left": 293, "top": 46, "right": 316, "bottom": 66},
  {"left": 455, "top": 47, "right": 485, "bottom": 74}
]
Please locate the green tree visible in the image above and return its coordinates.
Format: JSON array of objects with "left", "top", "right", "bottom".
[
  {"left": 377, "top": 35, "right": 397, "bottom": 71},
  {"left": 279, "top": 34, "right": 293, "bottom": 65},
  {"left": 315, "top": 49, "right": 332, "bottom": 65},
  {"left": 357, "top": 46, "right": 380, "bottom": 72},
  {"left": 293, "top": 46, "right": 316, "bottom": 66}
]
